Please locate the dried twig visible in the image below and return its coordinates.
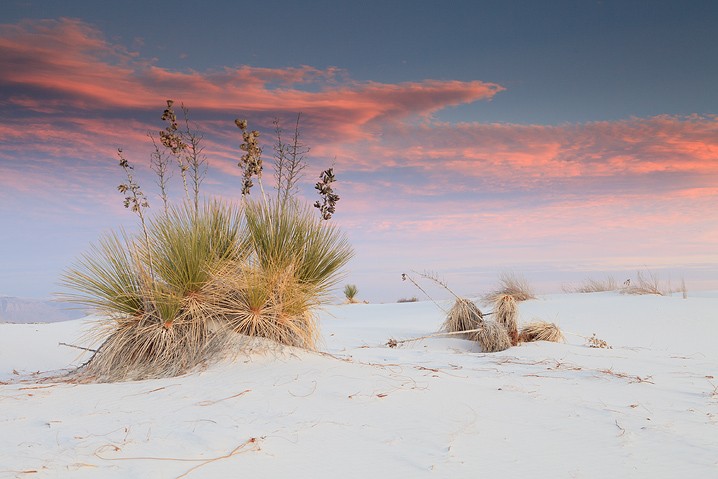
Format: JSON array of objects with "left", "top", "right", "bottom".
[
  {"left": 195, "top": 389, "right": 251, "bottom": 406},
  {"left": 58, "top": 342, "right": 99, "bottom": 354}
]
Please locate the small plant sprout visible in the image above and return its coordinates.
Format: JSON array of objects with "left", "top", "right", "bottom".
[
  {"left": 344, "top": 284, "right": 359, "bottom": 303},
  {"left": 314, "top": 167, "right": 340, "bottom": 220},
  {"left": 235, "top": 118, "right": 264, "bottom": 197}
]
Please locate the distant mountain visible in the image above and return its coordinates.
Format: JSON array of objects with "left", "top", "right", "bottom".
[{"left": 0, "top": 296, "right": 90, "bottom": 323}]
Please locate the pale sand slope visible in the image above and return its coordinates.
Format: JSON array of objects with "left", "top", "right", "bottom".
[{"left": 0, "top": 292, "right": 716, "bottom": 478}]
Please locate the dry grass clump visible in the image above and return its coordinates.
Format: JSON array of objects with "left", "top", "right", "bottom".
[
  {"left": 79, "top": 306, "right": 235, "bottom": 382},
  {"left": 518, "top": 321, "right": 565, "bottom": 343},
  {"left": 494, "top": 294, "right": 519, "bottom": 345},
  {"left": 204, "top": 261, "right": 319, "bottom": 349},
  {"left": 563, "top": 276, "right": 618, "bottom": 293},
  {"left": 469, "top": 320, "right": 512, "bottom": 352},
  {"left": 441, "top": 298, "right": 511, "bottom": 352},
  {"left": 442, "top": 298, "right": 484, "bottom": 336},
  {"left": 484, "top": 272, "right": 536, "bottom": 303}
]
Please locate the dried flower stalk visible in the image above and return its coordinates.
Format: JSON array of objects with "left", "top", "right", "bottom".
[
  {"left": 314, "top": 168, "right": 339, "bottom": 220},
  {"left": 235, "top": 118, "right": 264, "bottom": 197}
]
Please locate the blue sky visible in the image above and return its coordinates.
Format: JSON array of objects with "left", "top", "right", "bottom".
[{"left": 1, "top": 0, "right": 717, "bottom": 302}]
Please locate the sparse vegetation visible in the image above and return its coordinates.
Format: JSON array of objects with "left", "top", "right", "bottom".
[
  {"left": 402, "top": 271, "right": 513, "bottom": 352},
  {"left": 61, "top": 101, "right": 352, "bottom": 381},
  {"left": 563, "top": 276, "right": 618, "bottom": 293},
  {"left": 397, "top": 296, "right": 418, "bottom": 303},
  {"left": 398, "top": 270, "right": 567, "bottom": 353},
  {"left": 484, "top": 272, "right": 536, "bottom": 303},
  {"left": 622, "top": 270, "right": 665, "bottom": 295}
]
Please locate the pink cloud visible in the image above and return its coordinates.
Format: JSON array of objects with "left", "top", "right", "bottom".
[{"left": 0, "top": 18, "right": 502, "bottom": 145}]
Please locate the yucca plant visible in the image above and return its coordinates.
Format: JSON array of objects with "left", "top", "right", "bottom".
[
  {"left": 62, "top": 103, "right": 354, "bottom": 381},
  {"left": 343, "top": 284, "right": 359, "bottom": 303}
]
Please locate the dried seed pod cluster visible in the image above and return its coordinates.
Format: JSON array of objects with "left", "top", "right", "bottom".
[
  {"left": 314, "top": 168, "right": 340, "bottom": 220},
  {"left": 235, "top": 119, "right": 263, "bottom": 195},
  {"left": 160, "top": 100, "right": 187, "bottom": 156}
]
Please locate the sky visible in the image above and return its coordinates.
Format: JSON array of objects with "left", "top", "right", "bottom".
[{"left": 1, "top": 0, "right": 717, "bottom": 303}]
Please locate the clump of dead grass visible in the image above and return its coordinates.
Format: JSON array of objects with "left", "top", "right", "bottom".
[
  {"left": 441, "top": 298, "right": 512, "bottom": 352},
  {"left": 484, "top": 272, "right": 536, "bottom": 303},
  {"left": 494, "top": 294, "right": 519, "bottom": 345},
  {"left": 518, "top": 321, "right": 565, "bottom": 343},
  {"left": 204, "top": 260, "right": 320, "bottom": 350},
  {"left": 400, "top": 271, "right": 514, "bottom": 353},
  {"left": 469, "top": 320, "right": 512, "bottom": 352},
  {"left": 563, "top": 276, "right": 618, "bottom": 293},
  {"left": 442, "top": 298, "right": 484, "bottom": 336}
]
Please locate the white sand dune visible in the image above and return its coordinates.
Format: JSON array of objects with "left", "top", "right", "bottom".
[{"left": 1, "top": 292, "right": 716, "bottom": 478}]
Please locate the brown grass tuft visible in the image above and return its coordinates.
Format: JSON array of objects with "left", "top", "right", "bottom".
[
  {"left": 442, "top": 298, "right": 483, "bottom": 336},
  {"left": 518, "top": 321, "right": 565, "bottom": 343},
  {"left": 204, "top": 261, "right": 320, "bottom": 350},
  {"left": 78, "top": 299, "right": 236, "bottom": 382},
  {"left": 469, "top": 321, "right": 512, "bottom": 352},
  {"left": 494, "top": 294, "right": 519, "bottom": 345},
  {"left": 563, "top": 276, "right": 617, "bottom": 293},
  {"left": 484, "top": 272, "right": 536, "bottom": 303}
]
